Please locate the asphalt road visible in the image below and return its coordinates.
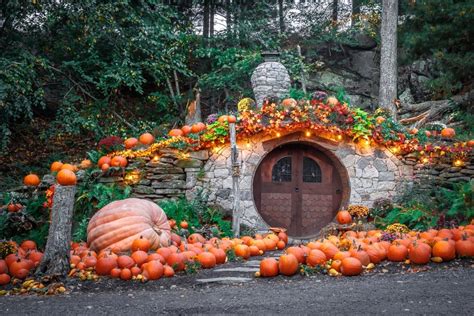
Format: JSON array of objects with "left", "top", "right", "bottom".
[{"left": 1, "top": 262, "right": 473, "bottom": 316}]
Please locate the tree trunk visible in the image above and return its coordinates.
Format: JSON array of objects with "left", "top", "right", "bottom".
[
  {"left": 379, "top": 0, "right": 398, "bottom": 119},
  {"left": 203, "top": 0, "right": 210, "bottom": 38},
  {"left": 226, "top": 0, "right": 232, "bottom": 35},
  {"left": 278, "top": 0, "right": 285, "bottom": 34},
  {"left": 210, "top": 0, "right": 215, "bottom": 37},
  {"left": 35, "top": 185, "right": 76, "bottom": 278},
  {"left": 332, "top": 0, "right": 338, "bottom": 22},
  {"left": 229, "top": 123, "right": 241, "bottom": 237}
]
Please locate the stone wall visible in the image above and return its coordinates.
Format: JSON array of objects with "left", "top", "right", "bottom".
[
  {"left": 251, "top": 61, "right": 291, "bottom": 107},
  {"left": 187, "top": 131, "right": 412, "bottom": 230}
]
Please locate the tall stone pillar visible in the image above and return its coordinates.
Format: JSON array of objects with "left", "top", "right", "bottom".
[{"left": 251, "top": 52, "right": 291, "bottom": 107}]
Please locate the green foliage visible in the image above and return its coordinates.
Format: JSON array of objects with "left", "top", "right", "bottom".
[
  {"left": 159, "top": 191, "right": 232, "bottom": 237},
  {"left": 351, "top": 108, "right": 374, "bottom": 140},
  {"left": 373, "top": 180, "right": 474, "bottom": 230},
  {"left": 201, "top": 121, "right": 229, "bottom": 143},
  {"left": 400, "top": 0, "right": 474, "bottom": 98}
]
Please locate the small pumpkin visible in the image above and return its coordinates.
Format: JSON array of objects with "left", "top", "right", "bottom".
[
  {"left": 326, "top": 96, "right": 339, "bottom": 106},
  {"left": 218, "top": 115, "right": 229, "bottom": 123},
  {"left": 408, "top": 242, "right": 431, "bottom": 264},
  {"left": 124, "top": 137, "right": 138, "bottom": 149},
  {"left": 20, "top": 240, "right": 36, "bottom": 251},
  {"left": 131, "top": 236, "right": 152, "bottom": 252},
  {"left": 61, "top": 163, "right": 78, "bottom": 172},
  {"left": 209, "top": 248, "right": 226, "bottom": 264},
  {"left": 259, "top": 258, "right": 279, "bottom": 277},
  {"left": 387, "top": 243, "right": 408, "bottom": 262},
  {"left": 281, "top": 98, "right": 297, "bottom": 107},
  {"left": 197, "top": 252, "right": 217, "bottom": 269},
  {"left": 340, "top": 257, "right": 363, "bottom": 276},
  {"left": 120, "top": 268, "right": 132, "bottom": 280},
  {"left": 306, "top": 249, "right": 327, "bottom": 267},
  {"left": 139, "top": 132, "right": 155, "bottom": 145},
  {"left": 180, "top": 221, "right": 189, "bottom": 229},
  {"left": 375, "top": 116, "right": 386, "bottom": 125},
  {"left": 188, "top": 233, "right": 205, "bottom": 244},
  {"left": 163, "top": 265, "right": 175, "bottom": 277},
  {"left": 234, "top": 244, "right": 250, "bottom": 260},
  {"left": 440, "top": 127, "right": 455, "bottom": 138},
  {"left": 190, "top": 122, "right": 206, "bottom": 134},
  {"left": 286, "top": 247, "right": 306, "bottom": 264},
  {"left": 98, "top": 156, "right": 111, "bottom": 167},
  {"left": 166, "top": 253, "right": 186, "bottom": 271},
  {"left": 131, "top": 250, "right": 148, "bottom": 267},
  {"left": 467, "top": 140, "right": 474, "bottom": 147},
  {"left": 110, "top": 156, "right": 127, "bottom": 168},
  {"left": 227, "top": 115, "right": 237, "bottom": 123},
  {"left": 117, "top": 255, "right": 135, "bottom": 269},
  {"left": 169, "top": 129, "right": 184, "bottom": 137},
  {"left": 142, "top": 260, "right": 164, "bottom": 280},
  {"left": 181, "top": 125, "right": 192, "bottom": 135},
  {"left": 56, "top": 169, "right": 77, "bottom": 186},
  {"left": 24, "top": 174, "right": 40, "bottom": 187},
  {"left": 50, "top": 161, "right": 64, "bottom": 172},
  {"left": 278, "top": 254, "right": 299, "bottom": 276},
  {"left": 432, "top": 240, "right": 455, "bottom": 261},
  {"left": 0, "top": 273, "right": 11, "bottom": 285},
  {"left": 455, "top": 236, "right": 474, "bottom": 257},
  {"left": 0, "top": 260, "right": 8, "bottom": 274},
  {"left": 110, "top": 268, "right": 121, "bottom": 278},
  {"left": 80, "top": 159, "right": 92, "bottom": 169},
  {"left": 336, "top": 211, "right": 352, "bottom": 225}
]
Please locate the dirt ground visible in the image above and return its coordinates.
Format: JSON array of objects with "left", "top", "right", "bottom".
[{"left": 1, "top": 258, "right": 473, "bottom": 315}]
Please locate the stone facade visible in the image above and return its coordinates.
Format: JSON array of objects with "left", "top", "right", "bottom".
[
  {"left": 251, "top": 59, "right": 291, "bottom": 107},
  {"left": 94, "top": 136, "right": 472, "bottom": 235}
]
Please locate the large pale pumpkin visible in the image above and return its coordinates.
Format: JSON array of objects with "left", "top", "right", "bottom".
[{"left": 87, "top": 198, "right": 171, "bottom": 252}]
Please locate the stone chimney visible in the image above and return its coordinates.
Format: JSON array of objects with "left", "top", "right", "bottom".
[{"left": 251, "top": 52, "right": 291, "bottom": 107}]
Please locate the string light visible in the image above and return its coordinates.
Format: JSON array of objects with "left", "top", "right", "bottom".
[
  {"left": 453, "top": 159, "right": 464, "bottom": 167},
  {"left": 152, "top": 155, "right": 160, "bottom": 162},
  {"left": 305, "top": 131, "right": 311, "bottom": 137},
  {"left": 421, "top": 157, "right": 430, "bottom": 164},
  {"left": 276, "top": 132, "right": 281, "bottom": 138},
  {"left": 336, "top": 134, "right": 343, "bottom": 141}
]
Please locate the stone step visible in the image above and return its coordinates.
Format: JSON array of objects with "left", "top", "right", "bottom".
[
  {"left": 214, "top": 267, "right": 258, "bottom": 273},
  {"left": 196, "top": 277, "right": 252, "bottom": 284}
]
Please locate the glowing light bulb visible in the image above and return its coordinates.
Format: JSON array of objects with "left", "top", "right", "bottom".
[
  {"left": 152, "top": 155, "right": 160, "bottom": 162},
  {"left": 305, "top": 131, "right": 311, "bottom": 137},
  {"left": 336, "top": 135, "right": 342, "bottom": 141},
  {"left": 276, "top": 132, "right": 281, "bottom": 138},
  {"left": 246, "top": 142, "right": 252, "bottom": 149},
  {"left": 421, "top": 157, "right": 429, "bottom": 164},
  {"left": 453, "top": 159, "right": 463, "bottom": 167}
]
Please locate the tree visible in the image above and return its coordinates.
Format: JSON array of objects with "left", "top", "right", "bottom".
[
  {"left": 36, "top": 185, "right": 76, "bottom": 278},
  {"left": 379, "top": 0, "right": 398, "bottom": 119},
  {"left": 278, "top": 0, "right": 285, "bottom": 34},
  {"left": 332, "top": 0, "right": 338, "bottom": 22}
]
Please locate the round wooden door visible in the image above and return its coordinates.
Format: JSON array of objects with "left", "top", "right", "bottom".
[{"left": 253, "top": 143, "right": 343, "bottom": 238}]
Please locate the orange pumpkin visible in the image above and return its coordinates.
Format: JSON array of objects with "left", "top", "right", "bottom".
[
  {"left": 101, "top": 163, "right": 110, "bottom": 172},
  {"left": 209, "top": 248, "right": 226, "bottom": 264},
  {"left": 139, "top": 132, "right": 155, "bottom": 145},
  {"left": 119, "top": 268, "right": 132, "bottom": 280},
  {"left": 0, "top": 260, "right": 8, "bottom": 274},
  {"left": 349, "top": 249, "right": 370, "bottom": 266},
  {"left": 340, "top": 257, "right": 363, "bottom": 276},
  {"left": 131, "top": 250, "right": 148, "bottom": 267},
  {"left": 131, "top": 236, "right": 152, "bottom": 252},
  {"left": 87, "top": 198, "right": 171, "bottom": 252},
  {"left": 259, "top": 258, "right": 279, "bottom": 277},
  {"left": 56, "top": 169, "right": 77, "bottom": 186},
  {"left": 409, "top": 128, "right": 418, "bottom": 135},
  {"left": 286, "top": 246, "right": 306, "bottom": 264},
  {"left": 467, "top": 140, "right": 474, "bottom": 147},
  {"left": 387, "top": 243, "right": 408, "bottom": 262},
  {"left": 263, "top": 238, "right": 277, "bottom": 251},
  {"left": 124, "top": 137, "right": 138, "bottom": 149},
  {"left": 331, "top": 259, "right": 342, "bottom": 272},
  {"left": 432, "top": 240, "right": 455, "bottom": 261},
  {"left": 218, "top": 115, "right": 229, "bottom": 123},
  {"left": 142, "top": 260, "right": 164, "bottom": 280},
  {"left": 455, "top": 236, "right": 474, "bottom": 257},
  {"left": 163, "top": 265, "right": 175, "bottom": 277},
  {"left": 336, "top": 211, "right": 352, "bottom": 225},
  {"left": 50, "top": 161, "right": 64, "bottom": 172},
  {"left": 80, "top": 159, "right": 92, "bottom": 169},
  {"left": 20, "top": 240, "right": 36, "bottom": 251},
  {"left": 117, "top": 255, "right": 135, "bottom": 269},
  {"left": 227, "top": 115, "right": 237, "bottom": 123},
  {"left": 408, "top": 242, "right": 431, "bottom": 264},
  {"left": 166, "top": 253, "right": 186, "bottom": 271},
  {"left": 61, "top": 163, "right": 78, "bottom": 172},
  {"left": 249, "top": 245, "right": 261, "bottom": 256},
  {"left": 278, "top": 254, "right": 299, "bottom": 276},
  {"left": 110, "top": 268, "right": 121, "bottom": 278},
  {"left": 306, "top": 249, "right": 327, "bottom": 267},
  {"left": 197, "top": 252, "right": 216, "bottom": 269},
  {"left": 188, "top": 233, "right": 206, "bottom": 244},
  {"left": 441, "top": 127, "right": 455, "bottom": 138},
  {"left": 95, "top": 255, "right": 118, "bottom": 276},
  {"left": 98, "top": 156, "right": 111, "bottom": 167},
  {"left": 234, "top": 244, "right": 250, "bottom": 260},
  {"left": 24, "top": 174, "right": 40, "bottom": 187},
  {"left": 110, "top": 156, "right": 127, "bottom": 168},
  {"left": 0, "top": 273, "right": 11, "bottom": 285},
  {"left": 190, "top": 122, "right": 206, "bottom": 134},
  {"left": 320, "top": 242, "right": 339, "bottom": 260},
  {"left": 169, "top": 129, "right": 184, "bottom": 137},
  {"left": 281, "top": 98, "right": 297, "bottom": 107},
  {"left": 180, "top": 221, "right": 189, "bottom": 229},
  {"left": 276, "top": 240, "right": 286, "bottom": 250}
]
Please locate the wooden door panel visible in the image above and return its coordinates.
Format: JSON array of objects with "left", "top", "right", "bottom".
[{"left": 260, "top": 193, "right": 292, "bottom": 229}]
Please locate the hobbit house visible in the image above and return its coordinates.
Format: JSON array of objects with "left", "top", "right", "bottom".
[{"left": 23, "top": 53, "right": 468, "bottom": 240}]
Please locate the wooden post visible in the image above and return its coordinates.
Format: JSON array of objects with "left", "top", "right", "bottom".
[
  {"left": 229, "top": 123, "right": 241, "bottom": 237},
  {"left": 36, "top": 185, "right": 76, "bottom": 278},
  {"left": 297, "top": 45, "right": 307, "bottom": 94}
]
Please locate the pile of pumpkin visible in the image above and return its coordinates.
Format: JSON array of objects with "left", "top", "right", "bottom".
[
  {"left": 257, "top": 222, "right": 474, "bottom": 278},
  {"left": 0, "top": 240, "right": 43, "bottom": 285},
  {"left": 67, "top": 230, "right": 288, "bottom": 282}
]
